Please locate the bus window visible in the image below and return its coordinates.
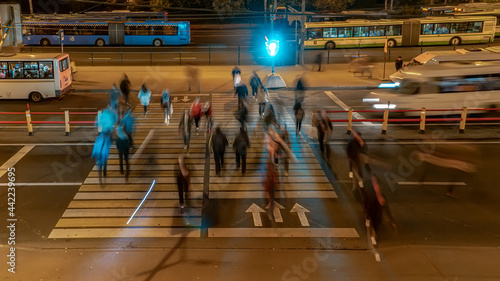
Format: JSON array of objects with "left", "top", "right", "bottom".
[
  {"left": 354, "top": 26, "right": 369, "bottom": 37},
  {"left": 450, "top": 22, "right": 468, "bottom": 33},
  {"left": 338, "top": 27, "right": 354, "bottom": 38},
  {"left": 386, "top": 25, "right": 402, "bottom": 36},
  {"left": 307, "top": 28, "right": 322, "bottom": 40},
  {"left": 467, "top": 21, "right": 483, "bottom": 33},
  {"left": 421, "top": 23, "right": 435, "bottom": 35},
  {"left": 135, "top": 26, "right": 150, "bottom": 35},
  {"left": 39, "top": 62, "right": 54, "bottom": 79},
  {"left": 9, "top": 62, "right": 25, "bottom": 79},
  {"left": 323, "top": 27, "right": 337, "bottom": 38},
  {"left": 163, "top": 26, "right": 178, "bottom": 35},
  {"left": 94, "top": 25, "right": 108, "bottom": 35},
  {"left": 434, "top": 24, "right": 450, "bottom": 34},
  {"left": 125, "top": 25, "right": 134, "bottom": 36},
  {"left": 24, "top": 62, "right": 39, "bottom": 79},
  {"left": 0, "top": 62, "right": 7, "bottom": 78}
]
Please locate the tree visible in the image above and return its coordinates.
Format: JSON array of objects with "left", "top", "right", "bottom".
[
  {"left": 212, "top": 0, "right": 246, "bottom": 14},
  {"left": 150, "top": 0, "right": 171, "bottom": 11},
  {"left": 312, "top": 0, "right": 355, "bottom": 11}
]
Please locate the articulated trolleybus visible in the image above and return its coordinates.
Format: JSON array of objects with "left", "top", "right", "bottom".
[
  {"left": 0, "top": 53, "right": 72, "bottom": 102},
  {"left": 305, "top": 16, "right": 496, "bottom": 49},
  {"left": 22, "top": 19, "right": 190, "bottom": 47}
]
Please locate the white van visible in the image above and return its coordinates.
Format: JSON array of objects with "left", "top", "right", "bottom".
[
  {"left": 366, "top": 61, "right": 500, "bottom": 115},
  {"left": 0, "top": 53, "right": 72, "bottom": 102}
]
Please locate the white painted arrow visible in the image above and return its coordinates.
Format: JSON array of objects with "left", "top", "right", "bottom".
[
  {"left": 265, "top": 201, "right": 285, "bottom": 223},
  {"left": 290, "top": 203, "right": 310, "bottom": 227},
  {"left": 246, "top": 203, "right": 266, "bottom": 227},
  {"left": 172, "top": 97, "right": 179, "bottom": 103},
  {"left": 181, "top": 96, "right": 190, "bottom": 102}
]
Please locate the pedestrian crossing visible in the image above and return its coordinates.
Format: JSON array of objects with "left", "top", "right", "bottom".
[
  {"left": 48, "top": 91, "right": 358, "bottom": 239},
  {"left": 48, "top": 101, "right": 205, "bottom": 239}
]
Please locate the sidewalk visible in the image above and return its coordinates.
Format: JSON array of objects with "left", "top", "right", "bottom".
[
  {"left": 5, "top": 245, "right": 500, "bottom": 280},
  {"left": 72, "top": 62, "right": 384, "bottom": 93}
]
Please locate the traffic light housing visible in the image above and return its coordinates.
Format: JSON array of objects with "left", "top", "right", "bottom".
[{"left": 265, "top": 38, "right": 279, "bottom": 57}]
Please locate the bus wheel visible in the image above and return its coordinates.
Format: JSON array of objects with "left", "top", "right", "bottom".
[
  {"left": 29, "top": 92, "right": 43, "bottom": 102},
  {"left": 40, "top": 38, "right": 51, "bottom": 46},
  {"left": 325, "top": 42, "right": 336, "bottom": 50},
  {"left": 153, "top": 39, "right": 163, "bottom": 47},
  {"left": 449, "top": 37, "right": 461, "bottom": 46},
  {"left": 387, "top": 39, "right": 396, "bottom": 48},
  {"left": 95, "top": 39, "right": 105, "bottom": 47}
]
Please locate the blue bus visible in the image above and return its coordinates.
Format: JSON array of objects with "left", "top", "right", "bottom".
[{"left": 22, "top": 20, "right": 190, "bottom": 47}]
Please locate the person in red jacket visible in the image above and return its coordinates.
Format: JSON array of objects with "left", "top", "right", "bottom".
[{"left": 190, "top": 97, "right": 203, "bottom": 134}]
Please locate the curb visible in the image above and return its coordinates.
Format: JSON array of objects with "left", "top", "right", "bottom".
[{"left": 73, "top": 86, "right": 379, "bottom": 93}]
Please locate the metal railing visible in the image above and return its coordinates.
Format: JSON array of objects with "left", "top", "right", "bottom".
[{"left": 323, "top": 107, "right": 500, "bottom": 135}]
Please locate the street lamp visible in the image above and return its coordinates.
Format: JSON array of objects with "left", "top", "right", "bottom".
[{"left": 264, "top": 37, "right": 286, "bottom": 89}]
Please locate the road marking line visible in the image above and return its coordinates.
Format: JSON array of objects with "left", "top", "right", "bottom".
[
  {"left": 60, "top": 108, "right": 97, "bottom": 110},
  {"left": 0, "top": 145, "right": 35, "bottom": 177},
  {"left": 56, "top": 217, "right": 202, "bottom": 228},
  {"left": 209, "top": 190, "right": 338, "bottom": 199},
  {"left": 74, "top": 191, "right": 203, "bottom": 200},
  {"left": 324, "top": 91, "right": 373, "bottom": 125},
  {"left": 208, "top": 228, "right": 359, "bottom": 238},
  {"left": 0, "top": 182, "right": 81, "bottom": 186},
  {"left": 398, "top": 182, "right": 466, "bottom": 186},
  {"left": 48, "top": 228, "right": 201, "bottom": 239},
  {"left": 62, "top": 207, "right": 202, "bottom": 218},
  {"left": 131, "top": 129, "right": 155, "bottom": 161}
]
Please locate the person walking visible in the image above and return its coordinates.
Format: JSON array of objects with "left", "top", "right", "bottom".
[
  {"left": 110, "top": 84, "right": 121, "bottom": 110},
  {"left": 256, "top": 87, "right": 269, "bottom": 117},
  {"left": 186, "top": 65, "right": 201, "bottom": 93},
  {"left": 321, "top": 110, "right": 333, "bottom": 160},
  {"left": 236, "top": 101, "right": 248, "bottom": 130},
  {"left": 395, "top": 56, "right": 404, "bottom": 71},
  {"left": 92, "top": 132, "right": 113, "bottom": 186},
  {"left": 279, "top": 124, "right": 291, "bottom": 176},
  {"left": 121, "top": 108, "right": 135, "bottom": 149},
  {"left": 161, "top": 89, "right": 172, "bottom": 124},
  {"left": 138, "top": 83, "right": 151, "bottom": 117},
  {"left": 202, "top": 101, "right": 213, "bottom": 134},
  {"left": 293, "top": 99, "right": 304, "bottom": 136},
  {"left": 232, "top": 65, "right": 241, "bottom": 89},
  {"left": 249, "top": 71, "right": 263, "bottom": 98},
  {"left": 115, "top": 124, "right": 130, "bottom": 180},
  {"left": 190, "top": 97, "right": 203, "bottom": 134},
  {"left": 233, "top": 127, "right": 250, "bottom": 175},
  {"left": 176, "top": 154, "right": 190, "bottom": 213},
  {"left": 235, "top": 82, "right": 249, "bottom": 109},
  {"left": 346, "top": 130, "right": 366, "bottom": 183},
  {"left": 179, "top": 108, "right": 192, "bottom": 151},
  {"left": 120, "top": 74, "right": 131, "bottom": 105},
  {"left": 315, "top": 53, "right": 323, "bottom": 71},
  {"left": 294, "top": 75, "right": 306, "bottom": 103},
  {"left": 209, "top": 127, "right": 229, "bottom": 176},
  {"left": 264, "top": 103, "right": 276, "bottom": 130}
]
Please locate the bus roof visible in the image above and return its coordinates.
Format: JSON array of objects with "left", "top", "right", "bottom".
[
  {"left": 0, "top": 53, "right": 68, "bottom": 60},
  {"left": 305, "top": 19, "right": 402, "bottom": 27},
  {"left": 391, "top": 61, "right": 500, "bottom": 79}
]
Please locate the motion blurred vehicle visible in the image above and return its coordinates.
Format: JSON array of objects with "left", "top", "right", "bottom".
[
  {"left": 401, "top": 47, "right": 500, "bottom": 69},
  {"left": 365, "top": 61, "right": 500, "bottom": 115},
  {"left": 0, "top": 53, "right": 72, "bottom": 102}
]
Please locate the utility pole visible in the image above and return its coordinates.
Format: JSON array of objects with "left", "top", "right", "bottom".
[
  {"left": 300, "top": 0, "right": 305, "bottom": 65},
  {"left": 29, "top": 0, "right": 34, "bottom": 17}
]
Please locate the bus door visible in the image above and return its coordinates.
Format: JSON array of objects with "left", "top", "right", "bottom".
[
  {"left": 109, "top": 22, "right": 125, "bottom": 45},
  {"left": 401, "top": 20, "right": 420, "bottom": 47}
]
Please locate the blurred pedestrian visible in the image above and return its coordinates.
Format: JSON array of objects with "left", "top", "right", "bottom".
[
  {"left": 120, "top": 74, "right": 131, "bottom": 105},
  {"left": 92, "top": 132, "right": 112, "bottom": 186},
  {"left": 363, "top": 164, "right": 397, "bottom": 245},
  {"left": 279, "top": 124, "right": 291, "bottom": 176},
  {"left": 309, "top": 110, "right": 318, "bottom": 140},
  {"left": 232, "top": 65, "right": 241, "bottom": 89},
  {"left": 115, "top": 124, "right": 130, "bottom": 180},
  {"left": 138, "top": 83, "right": 151, "bottom": 117},
  {"left": 346, "top": 130, "right": 366, "bottom": 184},
  {"left": 293, "top": 99, "right": 304, "bottom": 136},
  {"left": 264, "top": 103, "right": 276, "bottom": 130},
  {"left": 294, "top": 74, "right": 306, "bottom": 103},
  {"left": 190, "top": 97, "right": 203, "bottom": 134},
  {"left": 235, "top": 82, "right": 249, "bottom": 109},
  {"left": 320, "top": 110, "right": 333, "bottom": 160},
  {"left": 186, "top": 65, "right": 201, "bottom": 93},
  {"left": 233, "top": 127, "right": 250, "bottom": 175},
  {"left": 176, "top": 154, "right": 190, "bottom": 213},
  {"left": 250, "top": 71, "right": 263, "bottom": 98},
  {"left": 263, "top": 154, "right": 278, "bottom": 219},
  {"left": 256, "top": 87, "right": 269, "bottom": 117},
  {"left": 161, "top": 89, "right": 172, "bottom": 124},
  {"left": 120, "top": 107, "right": 135, "bottom": 149},
  {"left": 236, "top": 100, "right": 248, "bottom": 129},
  {"left": 316, "top": 112, "right": 327, "bottom": 156},
  {"left": 209, "top": 127, "right": 229, "bottom": 176},
  {"left": 179, "top": 108, "right": 192, "bottom": 151},
  {"left": 110, "top": 84, "right": 121, "bottom": 110},
  {"left": 70, "top": 61, "right": 77, "bottom": 81},
  {"left": 97, "top": 105, "right": 118, "bottom": 136},
  {"left": 395, "top": 56, "right": 403, "bottom": 71},
  {"left": 315, "top": 53, "right": 323, "bottom": 71},
  {"left": 203, "top": 101, "right": 213, "bottom": 134}
]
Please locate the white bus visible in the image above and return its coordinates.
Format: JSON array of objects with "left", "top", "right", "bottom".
[
  {"left": 305, "top": 16, "right": 496, "bottom": 49},
  {"left": 0, "top": 53, "right": 72, "bottom": 102},
  {"left": 402, "top": 47, "right": 500, "bottom": 69},
  {"left": 365, "top": 61, "right": 500, "bottom": 116}
]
